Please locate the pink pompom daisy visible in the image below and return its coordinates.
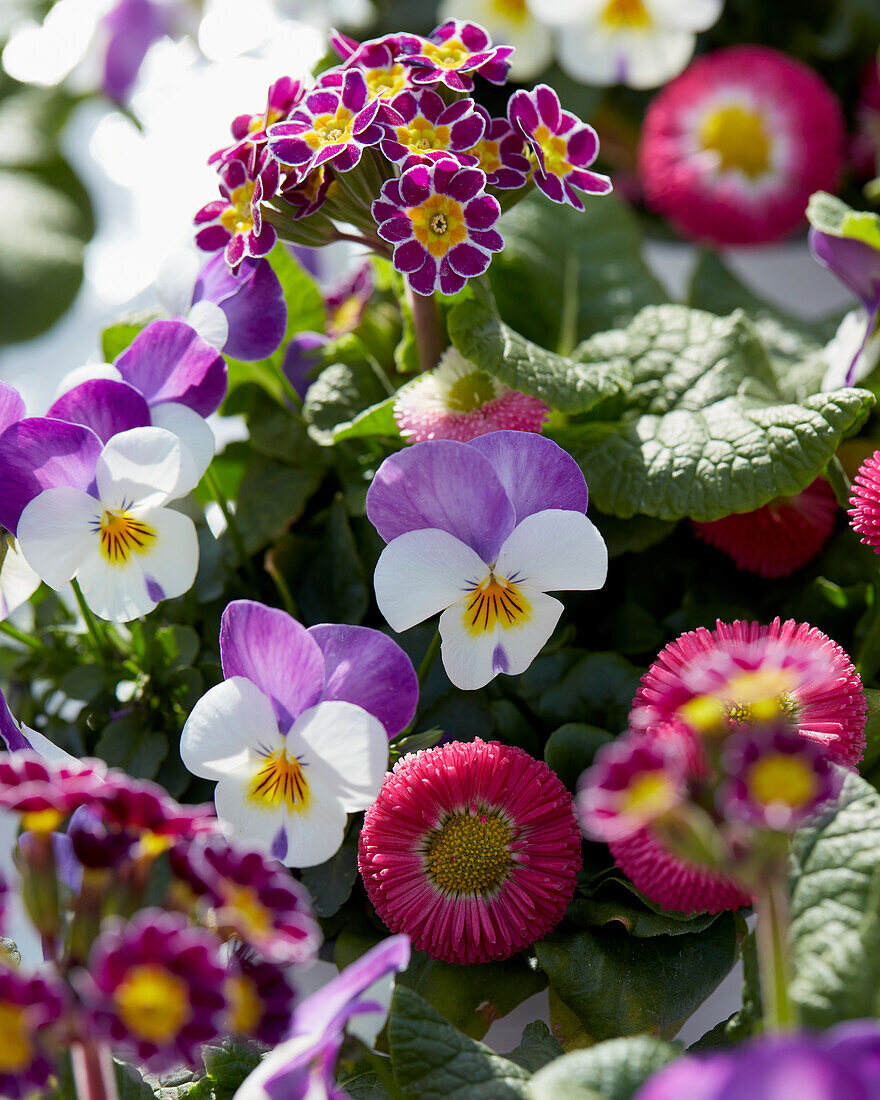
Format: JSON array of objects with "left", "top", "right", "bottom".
[
  {"left": 393, "top": 347, "right": 549, "bottom": 442},
  {"left": 692, "top": 477, "right": 838, "bottom": 578},
  {"left": 631, "top": 618, "right": 866, "bottom": 769},
  {"left": 638, "top": 46, "right": 844, "bottom": 245},
  {"left": 358, "top": 738, "right": 581, "bottom": 964},
  {"left": 849, "top": 450, "right": 880, "bottom": 552}
]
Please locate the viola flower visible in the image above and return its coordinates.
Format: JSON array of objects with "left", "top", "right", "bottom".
[
  {"left": 639, "top": 47, "right": 844, "bottom": 246},
  {"left": 0, "top": 690, "right": 77, "bottom": 766},
  {"left": 380, "top": 89, "right": 485, "bottom": 167},
  {"left": 180, "top": 600, "right": 416, "bottom": 867},
  {"left": 0, "top": 968, "right": 65, "bottom": 1099},
  {"left": 80, "top": 909, "right": 227, "bottom": 1070},
  {"left": 718, "top": 726, "right": 841, "bottom": 832},
  {"left": 692, "top": 478, "right": 839, "bottom": 579},
  {"left": 436, "top": 0, "right": 552, "bottom": 81},
  {"left": 1, "top": 425, "right": 199, "bottom": 622},
  {"left": 464, "top": 107, "right": 532, "bottom": 189},
  {"left": 400, "top": 20, "right": 513, "bottom": 92},
  {"left": 267, "top": 69, "right": 384, "bottom": 180},
  {"left": 367, "top": 431, "right": 607, "bottom": 690},
  {"left": 225, "top": 953, "right": 295, "bottom": 1046},
  {"left": 392, "top": 347, "right": 549, "bottom": 442},
  {"left": 508, "top": 84, "right": 612, "bottom": 209},
  {"left": 100, "top": 0, "right": 171, "bottom": 102},
  {"left": 372, "top": 158, "right": 503, "bottom": 296},
  {"left": 631, "top": 618, "right": 866, "bottom": 769},
  {"left": 195, "top": 152, "right": 278, "bottom": 270},
  {"left": 359, "top": 739, "right": 581, "bottom": 964},
  {"left": 849, "top": 450, "right": 880, "bottom": 553},
  {"left": 0, "top": 382, "right": 39, "bottom": 621},
  {"left": 236, "top": 935, "right": 410, "bottom": 1100},
  {"left": 526, "top": 0, "right": 723, "bottom": 89}
]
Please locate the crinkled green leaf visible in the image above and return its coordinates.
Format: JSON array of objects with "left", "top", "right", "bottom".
[
  {"left": 236, "top": 457, "right": 325, "bottom": 552},
  {"left": 515, "top": 650, "right": 642, "bottom": 733},
  {"left": 527, "top": 1036, "right": 679, "bottom": 1100},
  {"left": 568, "top": 869, "right": 720, "bottom": 939},
  {"left": 333, "top": 394, "right": 399, "bottom": 441},
  {"left": 304, "top": 360, "right": 391, "bottom": 442},
  {"left": 556, "top": 305, "right": 873, "bottom": 521},
  {"left": 863, "top": 689, "right": 880, "bottom": 773},
  {"left": 544, "top": 723, "right": 613, "bottom": 792},
  {"left": 94, "top": 715, "right": 167, "bottom": 780}
]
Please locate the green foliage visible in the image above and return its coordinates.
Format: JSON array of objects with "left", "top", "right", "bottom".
[
  {"left": 544, "top": 724, "right": 614, "bottom": 792},
  {"left": 301, "top": 833, "right": 359, "bottom": 917},
  {"left": 527, "top": 1036, "right": 679, "bottom": 1100},
  {"left": 568, "top": 870, "right": 721, "bottom": 939},
  {"left": 101, "top": 313, "right": 157, "bottom": 361},
  {"left": 504, "top": 1021, "right": 564, "bottom": 1073},
  {"left": 153, "top": 1040, "right": 263, "bottom": 1100}
]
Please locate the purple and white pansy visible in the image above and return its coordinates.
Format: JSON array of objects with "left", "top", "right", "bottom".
[
  {"left": 0, "top": 384, "right": 39, "bottom": 621},
  {"left": 399, "top": 19, "right": 513, "bottom": 92},
  {"left": 367, "top": 430, "right": 609, "bottom": 691},
  {"left": 180, "top": 600, "right": 418, "bottom": 867},
  {"left": 372, "top": 157, "right": 503, "bottom": 296}
]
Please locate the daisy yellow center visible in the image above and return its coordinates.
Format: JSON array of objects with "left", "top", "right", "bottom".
[
  {"left": 408, "top": 193, "right": 467, "bottom": 257},
  {"left": 306, "top": 107, "right": 355, "bottom": 150},
  {"left": 680, "top": 669, "right": 798, "bottom": 732},
  {"left": 464, "top": 575, "right": 531, "bottom": 636},
  {"left": 249, "top": 749, "right": 310, "bottom": 812},
  {"left": 220, "top": 181, "right": 256, "bottom": 236},
  {"left": 469, "top": 138, "right": 502, "bottom": 175},
  {"left": 422, "top": 38, "right": 470, "bottom": 69},
  {"left": 225, "top": 975, "right": 262, "bottom": 1035},
  {"left": 426, "top": 812, "right": 512, "bottom": 894},
  {"left": 220, "top": 883, "right": 273, "bottom": 937},
  {"left": 531, "top": 125, "right": 572, "bottom": 178},
  {"left": 446, "top": 369, "right": 499, "bottom": 411},
  {"left": 397, "top": 116, "right": 451, "bottom": 153},
  {"left": 620, "top": 772, "right": 677, "bottom": 820},
  {"left": 114, "top": 965, "right": 191, "bottom": 1044},
  {"left": 365, "top": 63, "right": 408, "bottom": 99},
  {"left": 492, "top": 0, "right": 527, "bottom": 22},
  {"left": 98, "top": 510, "right": 157, "bottom": 565},
  {"left": 698, "top": 104, "right": 771, "bottom": 179},
  {"left": 600, "top": 0, "right": 652, "bottom": 28},
  {"left": 746, "top": 754, "right": 817, "bottom": 809},
  {"left": 0, "top": 1004, "right": 33, "bottom": 1072}
]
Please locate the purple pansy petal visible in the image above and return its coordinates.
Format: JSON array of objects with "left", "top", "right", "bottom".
[
  {"left": 194, "top": 255, "right": 286, "bottom": 362},
  {"left": 464, "top": 195, "right": 502, "bottom": 230},
  {"left": 393, "top": 239, "right": 428, "bottom": 273},
  {"left": 116, "top": 319, "right": 227, "bottom": 417},
  {"left": 468, "top": 431, "right": 588, "bottom": 522},
  {"left": 47, "top": 379, "right": 151, "bottom": 443},
  {"left": 219, "top": 600, "right": 325, "bottom": 731},
  {"left": 408, "top": 253, "right": 439, "bottom": 296},
  {"left": 809, "top": 228, "right": 880, "bottom": 315},
  {"left": 634, "top": 1056, "right": 734, "bottom": 1100},
  {"left": 447, "top": 242, "right": 490, "bottom": 278},
  {"left": 283, "top": 332, "right": 327, "bottom": 400},
  {"left": 307, "top": 624, "right": 418, "bottom": 738},
  {"left": 366, "top": 440, "right": 516, "bottom": 562},
  {"left": 101, "top": 0, "right": 169, "bottom": 101},
  {"left": 0, "top": 382, "right": 25, "bottom": 434},
  {"left": 0, "top": 688, "right": 32, "bottom": 752},
  {"left": 438, "top": 260, "right": 467, "bottom": 295},
  {"left": 0, "top": 419, "right": 101, "bottom": 533}
]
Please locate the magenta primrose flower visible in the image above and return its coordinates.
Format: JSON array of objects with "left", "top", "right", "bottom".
[
  {"left": 399, "top": 19, "right": 513, "bottom": 92},
  {"left": 0, "top": 968, "right": 65, "bottom": 1099},
  {"left": 195, "top": 152, "right": 279, "bottom": 270},
  {"left": 210, "top": 76, "right": 305, "bottom": 168},
  {"left": 225, "top": 953, "right": 295, "bottom": 1046},
  {"left": 466, "top": 106, "right": 532, "bottom": 189},
  {"left": 372, "top": 157, "right": 503, "bottom": 296},
  {"left": 380, "top": 89, "right": 485, "bottom": 166},
  {"left": 324, "top": 33, "right": 416, "bottom": 103},
  {"left": 508, "top": 84, "right": 612, "bottom": 210}
]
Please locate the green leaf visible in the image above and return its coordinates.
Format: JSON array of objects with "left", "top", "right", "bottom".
[
  {"left": 294, "top": 498, "right": 369, "bottom": 625},
  {"left": 94, "top": 716, "right": 167, "bottom": 780},
  {"left": 300, "top": 834, "right": 359, "bottom": 917},
  {"left": 592, "top": 514, "right": 677, "bottom": 559},
  {"left": 490, "top": 192, "right": 666, "bottom": 352},
  {"left": 333, "top": 395, "right": 400, "bottom": 441},
  {"left": 235, "top": 457, "right": 324, "bottom": 553},
  {"left": 568, "top": 870, "right": 720, "bottom": 938},
  {"left": 534, "top": 912, "right": 739, "bottom": 1042},
  {"left": 544, "top": 723, "right": 614, "bottom": 791},
  {"left": 448, "top": 295, "right": 631, "bottom": 414},
  {"left": 504, "top": 1021, "right": 564, "bottom": 1073},
  {"left": 557, "top": 305, "right": 873, "bottom": 521},
  {"left": 303, "top": 360, "right": 391, "bottom": 442},
  {"left": 388, "top": 985, "right": 531, "bottom": 1100},
  {"left": 101, "top": 314, "right": 156, "bottom": 362},
  {"left": 515, "top": 650, "right": 642, "bottom": 733},
  {"left": 527, "top": 1036, "right": 679, "bottom": 1100},
  {"left": 343, "top": 1073, "right": 392, "bottom": 1100},
  {"left": 201, "top": 1038, "right": 263, "bottom": 1097},
  {"left": 268, "top": 243, "right": 325, "bottom": 340},
  {"left": 862, "top": 689, "right": 880, "bottom": 772}
]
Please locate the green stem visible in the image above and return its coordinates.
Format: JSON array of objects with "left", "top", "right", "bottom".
[
  {"left": 754, "top": 861, "right": 798, "bottom": 1032},
  {"left": 265, "top": 555, "right": 298, "bottom": 619},
  {"left": 825, "top": 455, "right": 852, "bottom": 509},
  {"left": 204, "top": 467, "right": 257, "bottom": 583},
  {"left": 0, "top": 620, "right": 46, "bottom": 652},
  {"left": 70, "top": 578, "right": 112, "bottom": 659},
  {"left": 406, "top": 286, "right": 444, "bottom": 372},
  {"left": 857, "top": 578, "right": 880, "bottom": 682},
  {"left": 417, "top": 628, "right": 442, "bottom": 689}
]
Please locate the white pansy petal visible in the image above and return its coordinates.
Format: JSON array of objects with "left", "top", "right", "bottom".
[
  {"left": 17, "top": 487, "right": 97, "bottom": 590},
  {"left": 526, "top": 0, "right": 603, "bottom": 26},
  {"left": 181, "top": 676, "right": 280, "bottom": 780},
  {"left": 95, "top": 426, "right": 183, "bottom": 512},
  {"left": 0, "top": 543, "right": 40, "bottom": 620},
  {"left": 495, "top": 510, "right": 608, "bottom": 593},
  {"left": 187, "top": 300, "right": 229, "bottom": 351},
  {"left": 291, "top": 701, "right": 389, "bottom": 813},
  {"left": 486, "top": 590, "right": 564, "bottom": 677},
  {"left": 135, "top": 505, "right": 199, "bottom": 604},
  {"left": 214, "top": 773, "right": 288, "bottom": 856},
  {"left": 75, "top": 544, "right": 153, "bottom": 622},
  {"left": 654, "top": 0, "right": 724, "bottom": 31},
  {"left": 155, "top": 250, "right": 200, "bottom": 316},
  {"left": 555, "top": 24, "right": 620, "bottom": 85},
  {"left": 54, "top": 362, "right": 122, "bottom": 398},
  {"left": 617, "top": 27, "right": 695, "bottom": 89},
  {"left": 21, "top": 724, "right": 76, "bottom": 765},
  {"left": 149, "top": 403, "right": 215, "bottom": 496},
  {"left": 374, "top": 528, "right": 488, "bottom": 632},
  {"left": 281, "top": 780, "right": 350, "bottom": 868}
]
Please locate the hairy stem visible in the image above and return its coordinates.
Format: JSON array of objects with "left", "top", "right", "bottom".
[
  {"left": 406, "top": 286, "right": 444, "bottom": 372},
  {"left": 754, "top": 860, "right": 798, "bottom": 1032}
]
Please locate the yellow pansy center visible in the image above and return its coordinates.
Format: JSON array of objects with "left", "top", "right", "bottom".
[
  {"left": 531, "top": 125, "right": 572, "bottom": 178},
  {"left": 225, "top": 975, "right": 263, "bottom": 1035},
  {"left": 492, "top": 0, "right": 527, "bottom": 22},
  {"left": 249, "top": 749, "right": 310, "bottom": 812},
  {"left": 421, "top": 37, "right": 470, "bottom": 70},
  {"left": 408, "top": 192, "right": 467, "bottom": 257},
  {"left": 365, "top": 63, "right": 408, "bottom": 99},
  {"left": 0, "top": 1003, "right": 33, "bottom": 1072},
  {"left": 220, "top": 883, "right": 274, "bottom": 938},
  {"left": 698, "top": 104, "right": 772, "bottom": 179},
  {"left": 426, "top": 812, "right": 512, "bottom": 894},
  {"left": 220, "top": 181, "right": 256, "bottom": 237},
  {"left": 600, "top": 0, "right": 653, "bottom": 29},
  {"left": 620, "top": 771, "right": 678, "bottom": 821},
  {"left": 98, "top": 510, "right": 157, "bottom": 565},
  {"left": 114, "top": 965, "right": 191, "bottom": 1044},
  {"left": 747, "top": 754, "right": 817, "bottom": 809},
  {"left": 305, "top": 107, "right": 355, "bottom": 150},
  {"left": 396, "top": 116, "right": 451, "bottom": 154},
  {"left": 464, "top": 575, "right": 531, "bottom": 636}
]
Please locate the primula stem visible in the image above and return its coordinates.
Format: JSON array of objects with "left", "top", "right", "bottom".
[
  {"left": 70, "top": 578, "right": 112, "bottom": 660},
  {"left": 204, "top": 466, "right": 257, "bottom": 584},
  {"left": 754, "top": 861, "right": 798, "bottom": 1032},
  {"left": 71, "top": 1042, "right": 119, "bottom": 1100},
  {"left": 406, "top": 286, "right": 444, "bottom": 372},
  {"left": 418, "top": 628, "right": 442, "bottom": 689}
]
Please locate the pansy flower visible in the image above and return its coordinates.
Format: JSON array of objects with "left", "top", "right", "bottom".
[
  {"left": 100, "top": 0, "right": 171, "bottom": 102},
  {"left": 0, "top": 384, "right": 39, "bottom": 620},
  {"left": 822, "top": 309, "right": 880, "bottom": 390},
  {"left": 372, "top": 158, "right": 503, "bottom": 296},
  {"left": 367, "top": 431, "right": 608, "bottom": 690},
  {"left": 508, "top": 84, "right": 612, "bottom": 209},
  {"left": 639, "top": 47, "right": 844, "bottom": 246},
  {"left": 267, "top": 69, "right": 384, "bottom": 181},
  {"left": 195, "top": 152, "right": 279, "bottom": 270},
  {"left": 464, "top": 106, "right": 531, "bottom": 190},
  {"left": 399, "top": 20, "right": 513, "bottom": 92},
  {"left": 0, "top": 968, "right": 66, "bottom": 1099},
  {"left": 180, "top": 600, "right": 417, "bottom": 867},
  {"left": 324, "top": 262, "right": 373, "bottom": 338},
  {"left": 436, "top": 0, "right": 552, "bottom": 81},
  {"left": 0, "top": 424, "right": 199, "bottom": 622},
  {"left": 380, "top": 89, "right": 485, "bottom": 167}
]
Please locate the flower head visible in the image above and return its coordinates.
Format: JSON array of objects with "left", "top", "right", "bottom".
[
  {"left": 691, "top": 477, "right": 838, "bottom": 579},
  {"left": 367, "top": 431, "right": 607, "bottom": 690},
  {"left": 100, "top": 0, "right": 170, "bottom": 102},
  {"left": 0, "top": 752, "right": 105, "bottom": 830},
  {"left": 393, "top": 347, "right": 549, "bottom": 442},
  {"left": 399, "top": 20, "right": 513, "bottom": 92},
  {"left": 93, "top": 774, "right": 216, "bottom": 855},
  {"left": 211, "top": 77, "right": 306, "bottom": 168},
  {"left": 464, "top": 107, "right": 532, "bottom": 190},
  {"left": 0, "top": 968, "right": 65, "bottom": 1099},
  {"left": 181, "top": 600, "right": 416, "bottom": 866},
  {"left": 379, "top": 89, "right": 485, "bottom": 167},
  {"left": 359, "top": 739, "right": 581, "bottom": 964},
  {"left": 640, "top": 47, "right": 844, "bottom": 245},
  {"left": 225, "top": 953, "right": 295, "bottom": 1046},
  {"left": 436, "top": 0, "right": 552, "bottom": 82},
  {"left": 849, "top": 450, "right": 880, "bottom": 552},
  {"left": 324, "top": 262, "right": 373, "bottom": 338},
  {"left": 508, "top": 84, "right": 612, "bottom": 209},
  {"left": 195, "top": 152, "right": 278, "bottom": 270},
  {"left": 325, "top": 33, "right": 416, "bottom": 103},
  {"left": 373, "top": 157, "right": 503, "bottom": 296}
]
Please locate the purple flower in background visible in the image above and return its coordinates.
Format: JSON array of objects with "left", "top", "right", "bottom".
[
  {"left": 225, "top": 952, "right": 296, "bottom": 1046},
  {"left": 282, "top": 332, "right": 327, "bottom": 400},
  {"left": 380, "top": 89, "right": 484, "bottom": 166},
  {"left": 324, "top": 262, "right": 373, "bottom": 338},
  {"left": 268, "top": 69, "right": 384, "bottom": 180},
  {"left": 0, "top": 383, "right": 40, "bottom": 621},
  {"left": 509, "top": 84, "right": 612, "bottom": 210},
  {"left": 466, "top": 107, "right": 532, "bottom": 190},
  {"left": 0, "top": 968, "right": 66, "bottom": 1099},
  {"left": 372, "top": 157, "right": 503, "bottom": 296},
  {"left": 180, "top": 600, "right": 417, "bottom": 866},
  {"left": 634, "top": 1021, "right": 880, "bottom": 1100},
  {"left": 100, "top": 0, "right": 170, "bottom": 102},
  {"left": 367, "top": 431, "right": 608, "bottom": 690},
  {"left": 400, "top": 20, "right": 513, "bottom": 92},
  {"left": 234, "top": 935, "right": 410, "bottom": 1100},
  {"left": 195, "top": 153, "right": 279, "bottom": 270},
  {"left": 0, "top": 687, "right": 75, "bottom": 765}
]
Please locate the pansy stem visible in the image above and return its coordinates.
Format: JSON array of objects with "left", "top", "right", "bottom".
[
  {"left": 71, "top": 1041, "right": 119, "bottom": 1100},
  {"left": 70, "top": 578, "right": 112, "bottom": 660},
  {"left": 406, "top": 286, "right": 444, "bottom": 373},
  {"left": 754, "top": 857, "right": 798, "bottom": 1032},
  {"left": 0, "top": 620, "right": 45, "bottom": 652},
  {"left": 418, "top": 628, "right": 442, "bottom": 688},
  {"left": 204, "top": 467, "right": 257, "bottom": 584}
]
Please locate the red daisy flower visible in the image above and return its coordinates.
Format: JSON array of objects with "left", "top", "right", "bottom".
[{"left": 358, "top": 738, "right": 581, "bottom": 964}]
